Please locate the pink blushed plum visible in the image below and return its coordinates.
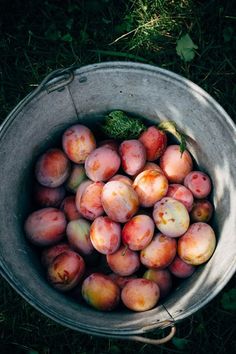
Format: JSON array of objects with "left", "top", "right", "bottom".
[
  {"left": 90, "top": 216, "right": 121, "bottom": 255},
  {"left": 109, "top": 174, "right": 133, "bottom": 186},
  {"left": 190, "top": 199, "right": 213, "bottom": 222},
  {"left": 66, "top": 218, "right": 94, "bottom": 255},
  {"left": 121, "top": 278, "right": 160, "bottom": 312},
  {"left": 122, "top": 215, "right": 154, "bottom": 251},
  {"left": 76, "top": 180, "right": 104, "bottom": 220},
  {"left": 166, "top": 184, "right": 194, "bottom": 212},
  {"left": 140, "top": 233, "right": 177, "bottom": 269},
  {"left": 62, "top": 124, "right": 96, "bottom": 163},
  {"left": 85, "top": 146, "right": 120, "bottom": 182},
  {"left": 153, "top": 197, "right": 190, "bottom": 237},
  {"left": 98, "top": 139, "right": 119, "bottom": 151},
  {"left": 35, "top": 148, "right": 70, "bottom": 188},
  {"left": 139, "top": 126, "right": 167, "bottom": 161},
  {"left": 108, "top": 273, "right": 137, "bottom": 289},
  {"left": 65, "top": 164, "right": 87, "bottom": 193},
  {"left": 101, "top": 181, "right": 139, "bottom": 223},
  {"left": 41, "top": 243, "right": 71, "bottom": 268},
  {"left": 168, "top": 256, "right": 195, "bottom": 278},
  {"left": 141, "top": 162, "right": 164, "bottom": 174},
  {"left": 81, "top": 273, "right": 120, "bottom": 311},
  {"left": 106, "top": 245, "right": 140, "bottom": 276},
  {"left": 34, "top": 183, "right": 66, "bottom": 208},
  {"left": 143, "top": 269, "right": 172, "bottom": 298},
  {"left": 178, "top": 222, "right": 216, "bottom": 265},
  {"left": 133, "top": 170, "right": 168, "bottom": 207},
  {"left": 60, "top": 196, "right": 81, "bottom": 221},
  {"left": 119, "top": 139, "right": 146, "bottom": 176},
  {"left": 160, "top": 145, "right": 193, "bottom": 183},
  {"left": 184, "top": 171, "right": 212, "bottom": 199},
  {"left": 24, "top": 208, "right": 66, "bottom": 247},
  {"left": 47, "top": 250, "right": 85, "bottom": 291}
]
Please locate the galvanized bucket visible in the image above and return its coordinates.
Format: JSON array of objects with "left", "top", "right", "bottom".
[{"left": 0, "top": 62, "right": 235, "bottom": 345}]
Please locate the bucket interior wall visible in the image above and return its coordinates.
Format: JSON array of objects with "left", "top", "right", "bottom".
[{"left": 0, "top": 63, "right": 235, "bottom": 335}]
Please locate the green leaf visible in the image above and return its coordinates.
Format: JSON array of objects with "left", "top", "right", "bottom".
[
  {"left": 44, "top": 24, "right": 61, "bottom": 41},
  {"left": 172, "top": 337, "right": 190, "bottom": 350},
  {"left": 158, "top": 121, "right": 186, "bottom": 154},
  {"left": 176, "top": 34, "right": 198, "bottom": 62},
  {"left": 61, "top": 33, "right": 73, "bottom": 42},
  {"left": 221, "top": 289, "right": 236, "bottom": 311},
  {"left": 223, "top": 27, "right": 234, "bottom": 42}
]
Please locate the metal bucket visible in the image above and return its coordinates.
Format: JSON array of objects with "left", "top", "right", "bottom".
[{"left": 0, "top": 62, "right": 235, "bottom": 344}]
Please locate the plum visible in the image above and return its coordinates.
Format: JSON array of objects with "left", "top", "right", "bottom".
[
  {"left": 139, "top": 126, "right": 167, "bottom": 161},
  {"left": 141, "top": 162, "right": 164, "bottom": 174},
  {"left": 184, "top": 171, "right": 212, "bottom": 199},
  {"left": 98, "top": 139, "right": 119, "bottom": 151},
  {"left": 66, "top": 218, "right": 94, "bottom": 255},
  {"left": 65, "top": 164, "right": 87, "bottom": 193},
  {"left": 101, "top": 181, "right": 139, "bottom": 223},
  {"left": 34, "top": 183, "right": 66, "bottom": 208},
  {"left": 178, "top": 222, "right": 216, "bottom": 265},
  {"left": 160, "top": 145, "right": 193, "bottom": 183},
  {"left": 47, "top": 250, "right": 85, "bottom": 291},
  {"left": 168, "top": 255, "right": 195, "bottom": 278},
  {"left": 108, "top": 273, "right": 137, "bottom": 289},
  {"left": 62, "top": 124, "right": 96, "bottom": 163},
  {"left": 166, "top": 184, "right": 194, "bottom": 212},
  {"left": 24, "top": 208, "right": 66, "bottom": 246},
  {"left": 153, "top": 197, "right": 190, "bottom": 237},
  {"left": 121, "top": 278, "right": 160, "bottom": 311},
  {"left": 35, "top": 148, "right": 70, "bottom": 188},
  {"left": 143, "top": 269, "right": 172, "bottom": 298},
  {"left": 190, "top": 199, "right": 213, "bottom": 222},
  {"left": 133, "top": 170, "right": 168, "bottom": 207},
  {"left": 119, "top": 139, "right": 146, "bottom": 176},
  {"left": 90, "top": 216, "right": 121, "bottom": 255},
  {"left": 122, "top": 215, "right": 154, "bottom": 251},
  {"left": 76, "top": 180, "right": 104, "bottom": 220},
  {"left": 140, "top": 233, "right": 177, "bottom": 269},
  {"left": 85, "top": 146, "right": 120, "bottom": 182},
  {"left": 60, "top": 196, "right": 81, "bottom": 221},
  {"left": 109, "top": 174, "right": 133, "bottom": 186},
  {"left": 41, "top": 242, "right": 71, "bottom": 267},
  {"left": 106, "top": 245, "right": 140, "bottom": 276},
  {"left": 82, "top": 273, "right": 120, "bottom": 311}
]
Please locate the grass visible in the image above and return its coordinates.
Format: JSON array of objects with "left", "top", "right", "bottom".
[{"left": 0, "top": 0, "right": 236, "bottom": 353}]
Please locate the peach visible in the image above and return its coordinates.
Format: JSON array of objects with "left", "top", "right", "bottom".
[
  {"left": 62, "top": 124, "right": 96, "bottom": 163},
  {"left": 140, "top": 233, "right": 177, "bottom": 269},
  {"left": 65, "top": 164, "right": 87, "bottom": 193},
  {"left": 101, "top": 181, "right": 139, "bottom": 223},
  {"left": 122, "top": 215, "right": 154, "bottom": 251},
  {"left": 168, "top": 255, "right": 195, "bottom": 278},
  {"left": 166, "top": 184, "right": 194, "bottom": 212},
  {"left": 160, "top": 145, "right": 193, "bottom": 183},
  {"left": 41, "top": 242, "right": 71, "bottom": 268},
  {"left": 109, "top": 174, "right": 133, "bottom": 186},
  {"left": 143, "top": 269, "right": 172, "bottom": 298},
  {"left": 81, "top": 273, "right": 120, "bottom": 311},
  {"left": 76, "top": 180, "right": 104, "bottom": 220},
  {"left": 85, "top": 146, "right": 120, "bottom": 182},
  {"left": 133, "top": 170, "right": 168, "bottom": 207},
  {"left": 106, "top": 245, "right": 140, "bottom": 276},
  {"left": 119, "top": 139, "right": 146, "bottom": 176},
  {"left": 184, "top": 171, "right": 212, "bottom": 199},
  {"left": 90, "top": 216, "right": 121, "bottom": 255},
  {"left": 121, "top": 278, "right": 160, "bottom": 311},
  {"left": 108, "top": 273, "right": 137, "bottom": 289},
  {"left": 60, "top": 196, "right": 81, "bottom": 221},
  {"left": 66, "top": 218, "right": 94, "bottom": 255},
  {"left": 178, "top": 222, "right": 216, "bottom": 265},
  {"left": 47, "top": 250, "right": 85, "bottom": 291},
  {"left": 139, "top": 126, "right": 167, "bottom": 161},
  {"left": 24, "top": 208, "right": 66, "bottom": 246},
  {"left": 190, "top": 199, "right": 213, "bottom": 223},
  {"left": 34, "top": 183, "right": 66, "bottom": 208},
  {"left": 153, "top": 197, "right": 190, "bottom": 237},
  {"left": 35, "top": 148, "right": 70, "bottom": 187}
]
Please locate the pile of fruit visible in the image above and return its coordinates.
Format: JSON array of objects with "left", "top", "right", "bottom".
[{"left": 24, "top": 111, "right": 216, "bottom": 312}]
